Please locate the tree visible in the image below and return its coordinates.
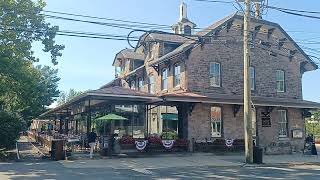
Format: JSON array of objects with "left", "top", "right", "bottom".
[
  {"left": 306, "top": 111, "right": 320, "bottom": 136},
  {"left": 0, "top": 0, "right": 64, "bottom": 65},
  {"left": 0, "top": 111, "right": 23, "bottom": 149},
  {"left": 57, "top": 89, "right": 83, "bottom": 105},
  {"left": 0, "top": 0, "right": 64, "bottom": 149}
]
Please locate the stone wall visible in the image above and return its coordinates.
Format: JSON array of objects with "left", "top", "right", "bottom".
[
  {"left": 187, "top": 103, "right": 305, "bottom": 154},
  {"left": 186, "top": 24, "right": 303, "bottom": 99}
]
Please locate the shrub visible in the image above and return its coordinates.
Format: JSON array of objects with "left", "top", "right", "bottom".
[
  {"left": 0, "top": 111, "right": 23, "bottom": 149},
  {"left": 120, "top": 135, "right": 135, "bottom": 145},
  {"left": 161, "top": 131, "right": 178, "bottom": 140},
  {"left": 147, "top": 135, "right": 162, "bottom": 144}
]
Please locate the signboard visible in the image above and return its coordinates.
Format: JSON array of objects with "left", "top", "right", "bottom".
[
  {"left": 292, "top": 129, "right": 303, "bottom": 139},
  {"left": 261, "top": 112, "right": 271, "bottom": 127}
]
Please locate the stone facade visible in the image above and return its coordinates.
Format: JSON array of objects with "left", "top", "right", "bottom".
[
  {"left": 187, "top": 103, "right": 305, "bottom": 153},
  {"left": 110, "top": 13, "right": 317, "bottom": 154}
]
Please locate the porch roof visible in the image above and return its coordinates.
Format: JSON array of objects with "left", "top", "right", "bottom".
[
  {"left": 162, "top": 92, "right": 320, "bottom": 109},
  {"left": 40, "top": 86, "right": 161, "bottom": 118}
]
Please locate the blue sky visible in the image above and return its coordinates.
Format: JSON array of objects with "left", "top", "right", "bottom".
[{"left": 34, "top": 0, "right": 320, "bottom": 103}]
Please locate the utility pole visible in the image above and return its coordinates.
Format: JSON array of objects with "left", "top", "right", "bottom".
[{"left": 243, "top": 0, "right": 253, "bottom": 164}]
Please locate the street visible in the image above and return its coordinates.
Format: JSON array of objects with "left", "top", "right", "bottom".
[{"left": 1, "top": 160, "right": 320, "bottom": 180}]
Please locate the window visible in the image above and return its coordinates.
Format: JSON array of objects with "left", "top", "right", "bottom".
[
  {"left": 148, "top": 75, "right": 155, "bottom": 94},
  {"left": 278, "top": 110, "right": 288, "bottom": 137},
  {"left": 130, "top": 80, "right": 136, "bottom": 90},
  {"left": 250, "top": 66, "right": 255, "bottom": 90},
  {"left": 210, "top": 62, "right": 221, "bottom": 87},
  {"left": 173, "top": 63, "right": 181, "bottom": 87},
  {"left": 210, "top": 107, "right": 222, "bottom": 137},
  {"left": 276, "top": 70, "right": 285, "bottom": 92},
  {"left": 161, "top": 68, "right": 168, "bottom": 90},
  {"left": 184, "top": 25, "right": 192, "bottom": 35},
  {"left": 138, "top": 78, "right": 143, "bottom": 91}
]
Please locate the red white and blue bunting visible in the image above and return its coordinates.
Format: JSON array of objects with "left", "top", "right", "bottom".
[
  {"left": 135, "top": 140, "right": 148, "bottom": 151},
  {"left": 162, "top": 140, "right": 175, "bottom": 149},
  {"left": 225, "top": 139, "right": 234, "bottom": 147}
]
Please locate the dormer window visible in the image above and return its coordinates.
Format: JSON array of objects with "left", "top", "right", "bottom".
[{"left": 184, "top": 25, "right": 191, "bottom": 35}]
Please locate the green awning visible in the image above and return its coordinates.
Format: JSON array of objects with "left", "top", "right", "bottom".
[
  {"left": 161, "top": 113, "right": 178, "bottom": 121},
  {"left": 94, "top": 113, "right": 127, "bottom": 122}
]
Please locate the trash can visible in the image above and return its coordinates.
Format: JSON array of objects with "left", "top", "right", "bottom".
[
  {"left": 253, "top": 147, "right": 263, "bottom": 164},
  {"left": 50, "top": 140, "right": 64, "bottom": 161}
]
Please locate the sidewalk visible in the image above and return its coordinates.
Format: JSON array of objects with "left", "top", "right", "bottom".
[{"left": 59, "top": 152, "right": 320, "bottom": 170}]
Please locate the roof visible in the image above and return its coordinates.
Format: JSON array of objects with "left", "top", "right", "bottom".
[
  {"left": 112, "top": 48, "right": 144, "bottom": 66},
  {"left": 135, "top": 32, "right": 189, "bottom": 51},
  {"left": 149, "top": 13, "right": 236, "bottom": 66},
  {"left": 149, "top": 12, "right": 317, "bottom": 69},
  {"left": 99, "top": 78, "right": 121, "bottom": 89},
  {"left": 40, "top": 86, "right": 161, "bottom": 118},
  {"left": 162, "top": 92, "right": 320, "bottom": 109}
]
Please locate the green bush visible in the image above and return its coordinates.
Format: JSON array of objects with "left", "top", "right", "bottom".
[
  {"left": 161, "top": 131, "right": 178, "bottom": 140},
  {"left": 0, "top": 111, "right": 23, "bottom": 149}
]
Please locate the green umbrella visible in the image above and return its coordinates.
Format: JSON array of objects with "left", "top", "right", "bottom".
[
  {"left": 95, "top": 113, "right": 127, "bottom": 122},
  {"left": 94, "top": 113, "right": 127, "bottom": 136}
]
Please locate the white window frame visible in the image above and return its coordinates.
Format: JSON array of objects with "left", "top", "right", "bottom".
[
  {"left": 173, "top": 63, "right": 181, "bottom": 87},
  {"left": 130, "top": 80, "right": 136, "bottom": 90},
  {"left": 210, "top": 106, "right": 222, "bottom": 137},
  {"left": 148, "top": 75, "right": 155, "bottom": 94},
  {"left": 278, "top": 110, "right": 288, "bottom": 138},
  {"left": 210, "top": 62, "right": 221, "bottom": 87},
  {"left": 250, "top": 66, "right": 255, "bottom": 90},
  {"left": 161, "top": 68, "right": 168, "bottom": 90},
  {"left": 138, "top": 78, "right": 143, "bottom": 91},
  {"left": 276, "top": 70, "right": 285, "bottom": 92}
]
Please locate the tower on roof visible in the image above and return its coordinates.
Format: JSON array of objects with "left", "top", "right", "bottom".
[{"left": 172, "top": 2, "right": 196, "bottom": 35}]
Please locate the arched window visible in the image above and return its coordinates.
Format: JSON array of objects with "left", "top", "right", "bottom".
[
  {"left": 148, "top": 75, "right": 155, "bottom": 94},
  {"left": 276, "top": 70, "right": 285, "bottom": 92},
  {"left": 184, "top": 25, "right": 191, "bottom": 35},
  {"left": 173, "top": 63, "right": 181, "bottom": 87},
  {"left": 209, "top": 62, "right": 221, "bottom": 87},
  {"left": 161, "top": 68, "right": 168, "bottom": 90}
]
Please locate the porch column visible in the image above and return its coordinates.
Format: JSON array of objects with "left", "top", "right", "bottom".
[
  {"left": 86, "top": 99, "right": 92, "bottom": 134},
  {"left": 177, "top": 103, "right": 189, "bottom": 139}
]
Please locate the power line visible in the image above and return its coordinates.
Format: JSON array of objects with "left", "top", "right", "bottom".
[
  {"left": 265, "top": 5, "right": 320, "bottom": 15},
  {"left": 267, "top": 6, "right": 320, "bottom": 20}
]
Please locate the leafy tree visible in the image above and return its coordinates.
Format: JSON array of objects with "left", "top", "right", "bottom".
[
  {"left": 0, "top": 0, "right": 64, "bottom": 65},
  {"left": 57, "top": 89, "right": 83, "bottom": 105},
  {"left": 0, "top": 111, "right": 23, "bottom": 149},
  {"left": 0, "top": 0, "right": 64, "bottom": 149},
  {"left": 306, "top": 111, "right": 320, "bottom": 136}
]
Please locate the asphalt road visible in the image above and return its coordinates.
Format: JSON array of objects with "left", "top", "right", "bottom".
[{"left": 1, "top": 161, "right": 320, "bottom": 180}]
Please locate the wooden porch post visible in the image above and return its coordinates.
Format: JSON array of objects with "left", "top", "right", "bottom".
[{"left": 87, "top": 99, "right": 91, "bottom": 134}]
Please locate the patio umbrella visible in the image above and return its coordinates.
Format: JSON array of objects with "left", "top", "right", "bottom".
[
  {"left": 95, "top": 113, "right": 128, "bottom": 122},
  {"left": 94, "top": 113, "right": 127, "bottom": 135}
]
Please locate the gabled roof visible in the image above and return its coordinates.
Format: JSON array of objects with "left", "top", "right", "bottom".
[
  {"left": 149, "top": 12, "right": 318, "bottom": 69},
  {"left": 149, "top": 13, "right": 236, "bottom": 66},
  {"left": 112, "top": 48, "right": 144, "bottom": 66}
]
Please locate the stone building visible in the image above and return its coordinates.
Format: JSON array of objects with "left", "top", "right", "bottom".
[
  {"left": 109, "top": 3, "right": 320, "bottom": 153},
  {"left": 42, "top": 3, "right": 320, "bottom": 154}
]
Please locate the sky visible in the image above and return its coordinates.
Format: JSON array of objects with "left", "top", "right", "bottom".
[{"left": 33, "top": 0, "right": 320, "bottom": 104}]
